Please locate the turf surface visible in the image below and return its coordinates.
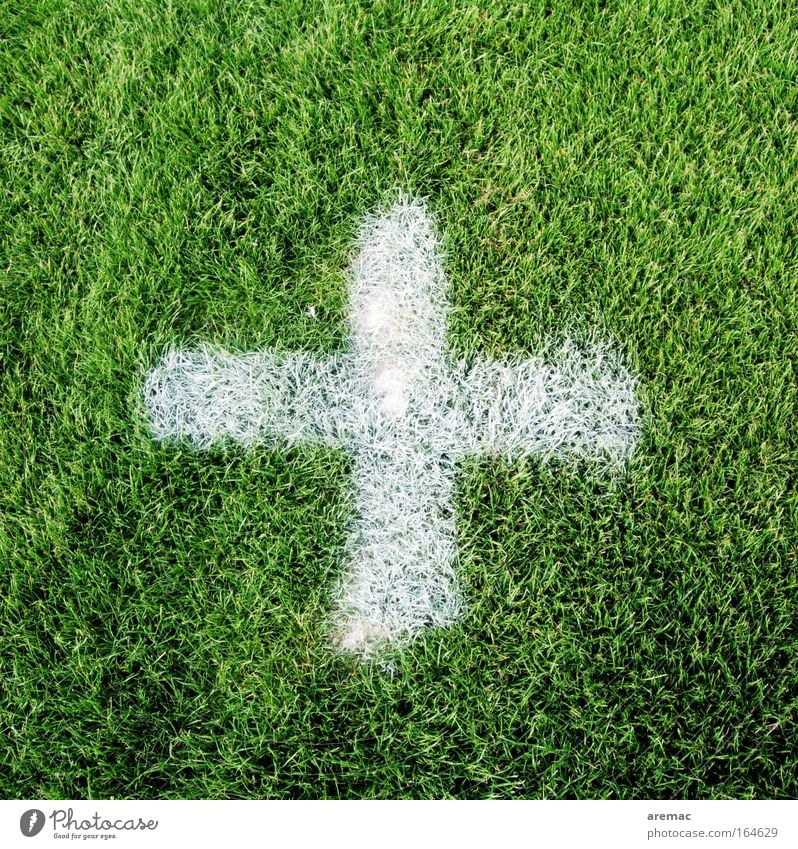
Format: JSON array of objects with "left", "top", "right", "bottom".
[{"left": 1, "top": 0, "right": 796, "bottom": 798}]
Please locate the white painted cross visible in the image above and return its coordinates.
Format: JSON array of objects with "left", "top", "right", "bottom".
[{"left": 144, "top": 197, "right": 641, "bottom": 656}]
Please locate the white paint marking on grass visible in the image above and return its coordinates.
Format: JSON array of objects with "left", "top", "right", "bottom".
[{"left": 144, "top": 196, "right": 642, "bottom": 656}]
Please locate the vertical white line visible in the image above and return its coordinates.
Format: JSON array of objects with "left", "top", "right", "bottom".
[{"left": 331, "top": 197, "right": 465, "bottom": 654}]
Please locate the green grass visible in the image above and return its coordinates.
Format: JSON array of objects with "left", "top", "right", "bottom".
[{"left": 1, "top": 0, "right": 796, "bottom": 799}]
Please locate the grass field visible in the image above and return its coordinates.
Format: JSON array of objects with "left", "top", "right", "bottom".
[{"left": 1, "top": 0, "right": 796, "bottom": 799}]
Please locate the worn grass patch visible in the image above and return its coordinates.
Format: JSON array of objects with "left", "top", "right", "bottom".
[{"left": 1, "top": 0, "right": 796, "bottom": 798}]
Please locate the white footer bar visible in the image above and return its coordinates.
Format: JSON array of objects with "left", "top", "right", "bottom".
[{"left": 2, "top": 799, "right": 794, "bottom": 849}]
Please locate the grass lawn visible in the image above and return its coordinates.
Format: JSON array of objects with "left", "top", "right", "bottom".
[{"left": 1, "top": 0, "right": 796, "bottom": 799}]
